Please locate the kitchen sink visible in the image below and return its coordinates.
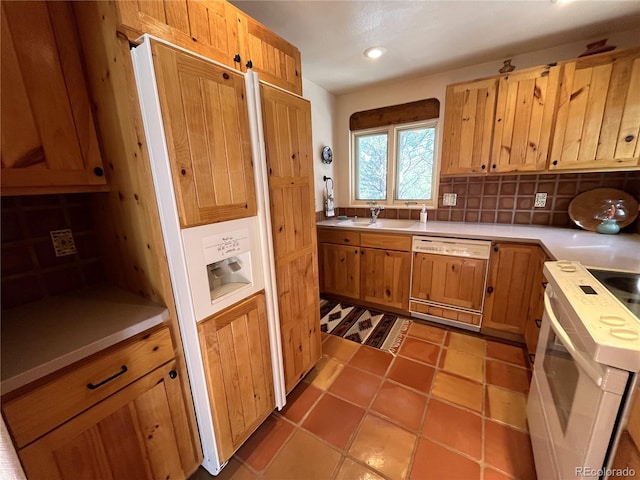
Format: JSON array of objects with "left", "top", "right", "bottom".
[{"left": 337, "top": 218, "right": 417, "bottom": 229}]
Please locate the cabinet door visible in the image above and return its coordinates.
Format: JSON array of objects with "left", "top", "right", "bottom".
[
  {"left": 361, "top": 248, "right": 411, "bottom": 311},
  {"left": 483, "top": 243, "right": 545, "bottom": 335},
  {"left": 440, "top": 78, "right": 498, "bottom": 175},
  {"left": 491, "top": 64, "right": 560, "bottom": 173},
  {"left": 19, "top": 361, "right": 198, "bottom": 480},
  {"left": 411, "top": 253, "right": 486, "bottom": 311},
  {"left": 237, "top": 12, "right": 303, "bottom": 95},
  {"left": 1, "top": 2, "right": 106, "bottom": 193},
  {"left": 550, "top": 48, "right": 640, "bottom": 171},
  {"left": 116, "top": 0, "right": 242, "bottom": 70},
  {"left": 153, "top": 42, "right": 256, "bottom": 227},
  {"left": 524, "top": 254, "right": 548, "bottom": 361},
  {"left": 319, "top": 243, "right": 360, "bottom": 300},
  {"left": 260, "top": 84, "right": 320, "bottom": 393},
  {"left": 198, "top": 293, "right": 274, "bottom": 463}
]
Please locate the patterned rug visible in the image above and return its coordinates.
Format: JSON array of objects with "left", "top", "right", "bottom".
[{"left": 320, "top": 298, "right": 411, "bottom": 355}]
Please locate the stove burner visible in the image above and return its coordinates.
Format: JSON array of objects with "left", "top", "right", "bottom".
[{"left": 603, "top": 276, "right": 640, "bottom": 296}]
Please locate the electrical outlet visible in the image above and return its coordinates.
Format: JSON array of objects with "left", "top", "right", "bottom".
[
  {"left": 443, "top": 193, "right": 457, "bottom": 206},
  {"left": 534, "top": 192, "right": 547, "bottom": 208},
  {"left": 50, "top": 229, "right": 76, "bottom": 257}
]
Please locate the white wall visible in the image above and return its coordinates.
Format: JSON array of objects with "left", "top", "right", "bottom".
[
  {"left": 303, "top": 78, "right": 337, "bottom": 212},
  {"left": 333, "top": 29, "right": 640, "bottom": 207}
]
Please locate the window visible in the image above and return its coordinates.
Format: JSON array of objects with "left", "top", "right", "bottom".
[{"left": 352, "top": 119, "right": 437, "bottom": 206}]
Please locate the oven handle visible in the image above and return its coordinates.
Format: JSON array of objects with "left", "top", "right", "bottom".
[{"left": 543, "top": 291, "right": 604, "bottom": 387}]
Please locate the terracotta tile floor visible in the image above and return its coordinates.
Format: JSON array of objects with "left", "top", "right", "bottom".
[{"left": 191, "top": 321, "right": 537, "bottom": 480}]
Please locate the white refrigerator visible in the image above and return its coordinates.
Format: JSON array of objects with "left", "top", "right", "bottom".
[{"left": 131, "top": 35, "right": 286, "bottom": 475}]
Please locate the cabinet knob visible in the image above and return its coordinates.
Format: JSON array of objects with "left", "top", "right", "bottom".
[
  {"left": 246, "top": 60, "right": 253, "bottom": 69},
  {"left": 492, "top": 164, "right": 497, "bottom": 169},
  {"left": 169, "top": 370, "right": 178, "bottom": 379},
  {"left": 493, "top": 246, "right": 499, "bottom": 252},
  {"left": 222, "top": 72, "right": 230, "bottom": 80},
  {"left": 181, "top": 169, "right": 187, "bottom": 176},
  {"left": 552, "top": 160, "right": 558, "bottom": 166},
  {"left": 233, "top": 54, "right": 241, "bottom": 63},
  {"left": 528, "top": 353, "right": 535, "bottom": 365},
  {"left": 93, "top": 167, "right": 104, "bottom": 177},
  {"left": 535, "top": 318, "right": 542, "bottom": 328},
  {"left": 354, "top": 249, "right": 358, "bottom": 254},
  {"left": 487, "top": 286, "right": 494, "bottom": 294},
  {"left": 625, "top": 135, "right": 635, "bottom": 143},
  {"left": 481, "top": 164, "right": 486, "bottom": 170}
]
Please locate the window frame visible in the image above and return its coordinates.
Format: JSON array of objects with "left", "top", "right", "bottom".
[{"left": 350, "top": 119, "right": 438, "bottom": 208}]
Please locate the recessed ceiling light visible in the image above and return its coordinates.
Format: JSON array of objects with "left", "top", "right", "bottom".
[{"left": 364, "top": 46, "right": 387, "bottom": 59}]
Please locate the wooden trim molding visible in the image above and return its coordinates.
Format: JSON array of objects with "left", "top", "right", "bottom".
[{"left": 349, "top": 98, "right": 440, "bottom": 130}]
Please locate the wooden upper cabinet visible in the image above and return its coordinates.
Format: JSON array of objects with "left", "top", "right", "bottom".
[
  {"left": 236, "top": 12, "right": 303, "bottom": 95},
  {"left": 550, "top": 48, "right": 640, "bottom": 171},
  {"left": 1, "top": 1, "right": 106, "bottom": 194},
  {"left": 198, "top": 293, "right": 274, "bottom": 463},
  {"left": 440, "top": 78, "right": 498, "bottom": 175},
  {"left": 261, "top": 84, "right": 320, "bottom": 393},
  {"left": 117, "top": 0, "right": 243, "bottom": 69},
  {"left": 491, "top": 64, "right": 560, "bottom": 173},
  {"left": 116, "top": 1, "right": 303, "bottom": 95},
  {"left": 152, "top": 42, "right": 256, "bottom": 227}
]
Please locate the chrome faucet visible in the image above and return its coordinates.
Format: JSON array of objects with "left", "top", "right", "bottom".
[{"left": 368, "top": 203, "right": 385, "bottom": 223}]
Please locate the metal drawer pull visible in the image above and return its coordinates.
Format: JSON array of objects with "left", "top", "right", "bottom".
[{"left": 87, "top": 365, "right": 128, "bottom": 390}]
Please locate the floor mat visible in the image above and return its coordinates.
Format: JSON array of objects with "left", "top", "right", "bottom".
[{"left": 320, "top": 298, "right": 411, "bottom": 355}]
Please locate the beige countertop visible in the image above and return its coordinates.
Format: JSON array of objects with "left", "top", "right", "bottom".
[
  {"left": 1, "top": 285, "right": 169, "bottom": 394},
  {"left": 317, "top": 218, "right": 640, "bottom": 273}
]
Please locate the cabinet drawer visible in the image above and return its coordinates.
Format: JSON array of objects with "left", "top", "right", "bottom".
[
  {"left": 2, "top": 326, "right": 174, "bottom": 448},
  {"left": 318, "top": 228, "right": 360, "bottom": 246},
  {"left": 360, "top": 232, "right": 411, "bottom": 252},
  {"left": 410, "top": 301, "right": 481, "bottom": 326}
]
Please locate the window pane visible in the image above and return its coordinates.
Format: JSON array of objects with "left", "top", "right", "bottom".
[
  {"left": 395, "top": 127, "right": 435, "bottom": 200},
  {"left": 356, "top": 133, "right": 387, "bottom": 200}
]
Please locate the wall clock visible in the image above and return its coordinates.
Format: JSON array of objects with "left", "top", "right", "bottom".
[{"left": 321, "top": 146, "right": 333, "bottom": 164}]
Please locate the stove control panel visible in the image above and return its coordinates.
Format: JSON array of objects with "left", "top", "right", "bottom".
[
  {"left": 412, "top": 236, "right": 491, "bottom": 259},
  {"left": 544, "top": 260, "right": 640, "bottom": 371}
]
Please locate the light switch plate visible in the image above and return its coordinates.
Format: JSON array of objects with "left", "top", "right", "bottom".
[
  {"left": 443, "top": 193, "right": 457, "bottom": 206},
  {"left": 534, "top": 193, "right": 547, "bottom": 208},
  {"left": 50, "top": 229, "right": 76, "bottom": 257}
]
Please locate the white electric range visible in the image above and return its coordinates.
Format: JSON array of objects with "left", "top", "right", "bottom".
[{"left": 528, "top": 261, "right": 640, "bottom": 480}]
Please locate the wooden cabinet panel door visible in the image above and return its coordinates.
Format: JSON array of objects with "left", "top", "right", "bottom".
[
  {"left": 1, "top": 2, "right": 106, "bottom": 193},
  {"left": 198, "top": 293, "right": 274, "bottom": 463},
  {"left": 483, "top": 244, "right": 545, "bottom": 335},
  {"left": 491, "top": 65, "right": 560, "bottom": 173},
  {"left": 550, "top": 48, "right": 640, "bottom": 171},
  {"left": 117, "top": 0, "right": 243, "bottom": 70},
  {"left": 19, "top": 361, "right": 198, "bottom": 480},
  {"left": 411, "top": 253, "right": 486, "bottom": 311},
  {"left": 238, "top": 14, "right": 303, "bottom": 95},
  {"left": 152, "top": 42, "right": 256, "bottom": 227},
  {"left": 319, "top": 243, "right": 360, "bottom": 300},
  {"left": 361, "top": 248, "right": 411, "bottom": 311},
  {"left": 441, "top": 78, "right": 498, "bottom": 175},
  {"left": 524, "top": 254, "right": 548, "bottom": 361},
  {"left": 260, "top": 84, "right": 320, "bottom": 393}
]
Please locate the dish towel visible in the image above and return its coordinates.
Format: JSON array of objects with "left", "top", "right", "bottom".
[{"left": 324, "top": 177, "right": 335, "bottom": 217}]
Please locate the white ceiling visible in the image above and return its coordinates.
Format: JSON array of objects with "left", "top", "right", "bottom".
[{"left": 231, "top": 1, "right": 640, "bottom": 95}]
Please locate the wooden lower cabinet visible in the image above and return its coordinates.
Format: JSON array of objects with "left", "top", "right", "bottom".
[
  {"left": 411, "top": 252, "right": 487, "bottom": 312},
  {"left": 360, "top": 247, "right": 411, "bottom": 310},
  {"left": 319, "top": 243, "right": 360, "bottom": 300},
  {"left": 198, "top": 293, "right": 275, "bottom": 463},
  {"left": 524, "top": 254, "right": 548, "bottom": 362},
  {"left": 18, "top": 360, "right": 197, "bottom": 480},
  {"left": 483, "top": 243, "right": 546, "bottom": 335}
]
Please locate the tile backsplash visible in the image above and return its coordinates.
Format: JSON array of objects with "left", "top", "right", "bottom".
[
  {"left": 2, "top": 194, "right": 107, "bottom": 309},
  {"left": 319, "top": 171, "right": 640, "bottom": 232}
]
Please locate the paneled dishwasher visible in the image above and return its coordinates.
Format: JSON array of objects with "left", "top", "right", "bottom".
[{"left": 410, "top": 236, "right": 492, "bottom": 331}]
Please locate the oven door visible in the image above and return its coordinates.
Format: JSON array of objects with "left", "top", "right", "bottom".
[{"left": 528, "top": 287, "right": 629, "bottom": 480}]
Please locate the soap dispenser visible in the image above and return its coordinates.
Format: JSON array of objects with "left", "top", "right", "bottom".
[{"left": 420, "top": 204, "right": 428, "bottom": 223}]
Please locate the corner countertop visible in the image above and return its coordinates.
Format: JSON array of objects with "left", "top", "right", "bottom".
[
  {"left": 317, "top": 219, "right": 640, "bottom": 273},
  {"left": 1, "top": 285, "right": 170, "bottom": 394}
]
